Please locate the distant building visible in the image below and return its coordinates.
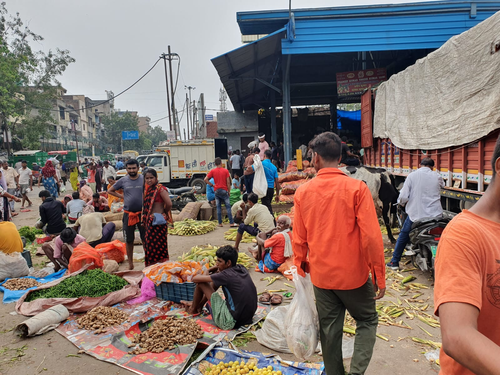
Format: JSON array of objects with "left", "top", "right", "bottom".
[
  {"left": 206, "top": 120, "right": 218, "bottom": 138},
  {"left": 138, "top": 116, "right": 151, "bottom": 133}
]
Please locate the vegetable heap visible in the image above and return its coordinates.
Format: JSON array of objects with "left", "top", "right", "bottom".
[
  {"left": 224, "top": 228, "right": 255, "bottom": 243},
  {"left": 178, "top": 245, "right": 255, "bottom": 269},
  {"left": 2, "top": 278, "right": 41, "bottom": 291},
  {"left": 77, "top": 306, "right": 129, "bottom": 334},
  {"left": 169, "top": 219, "right": 217, "bottom": 236},
  {"left": 18, "top": 226, "right": 44, "bottom": 242},
  {"left": 25, "top": 269, "right": 128, "bottom": 302},
  {"left": 130, "top": 317, "right": 203, "bottom": 354},
  {"left": 203, "top": 361, "right": 283, "bottom": 375}
]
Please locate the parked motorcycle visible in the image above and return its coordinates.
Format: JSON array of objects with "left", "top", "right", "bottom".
[
  {"left": 397, "top": 205, "right": 453, "bottom": 275},
  {"left": 168, "top": 187, "right": 197, "bottom": 211}
]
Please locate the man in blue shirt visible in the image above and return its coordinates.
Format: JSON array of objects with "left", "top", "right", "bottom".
[
  {"left": 116, "top": 159, "right": 124, "bottom": 170},
  {"left": 258, "top": 149, "right": 280, "bottom": 216}
]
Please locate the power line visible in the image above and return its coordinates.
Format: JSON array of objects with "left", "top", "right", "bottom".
[{"left": 9, "top": 58, "right": 162, "bottom": 114}]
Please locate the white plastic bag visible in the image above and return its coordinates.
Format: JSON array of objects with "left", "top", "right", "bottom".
[
  {"left": 252, "top": 155, "right": 267, "bottom": 198},
  {"left": 0, "top": 252, "right": 30, "bottom": 281},
  {"left": 284, "top": 266, "right": 319, "bottom": 361},
  {"left": 255, "top": 306, "right": 291, "bottom": 353}
]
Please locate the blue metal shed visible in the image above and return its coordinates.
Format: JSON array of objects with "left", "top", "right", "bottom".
[{"left": 212, "top": 1, "right": 500, "bottom": 162}]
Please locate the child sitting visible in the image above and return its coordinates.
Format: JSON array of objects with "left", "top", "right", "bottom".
[{"left": 185, "top": 245, "right": 257, "bottom": 330}]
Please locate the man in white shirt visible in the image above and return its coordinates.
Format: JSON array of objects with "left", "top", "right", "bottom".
[
  {"left": 2, "top": 160, "right": 19, "bottom": 213},
  {"left": 101, "top": 160, "right": 117, "bottom": 191},
  {"left": 387, "top": 157, "right": 445, "bottom": 270},
  {"left": 18, "top": 160, "right": 33, "bottom": 208},
  {"left": 230, "top": 150, "right": 242, "bottom": 180}
]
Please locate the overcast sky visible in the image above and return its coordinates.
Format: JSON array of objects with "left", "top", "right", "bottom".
[{"left": 9, "top": 0, "right": 426, "bottom": 137}]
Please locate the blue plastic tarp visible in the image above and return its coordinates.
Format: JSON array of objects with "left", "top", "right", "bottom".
[
  {"left": 0, "top": 269, "right": 67, "bottom": 304},
  {"left": 337, "top": 109, "right": 361, "bottom": 130}
]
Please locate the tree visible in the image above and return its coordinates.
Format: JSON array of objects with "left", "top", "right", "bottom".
[
  {"left": 147, "top": 125, "right": 168, "bottom": 148},
  {"left": 101, "top": 112, "right": 142, "bottom": 153},
  {"left": 0, "top": 2, "right": 75, "bottom": 152}
]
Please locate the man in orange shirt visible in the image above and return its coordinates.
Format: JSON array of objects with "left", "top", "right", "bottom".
[
  {"left": 293, "top": 132, "right": 386, "bottom": 375},
  {"left": 434, "top": 135, "right": 500, "bottom": 375}
]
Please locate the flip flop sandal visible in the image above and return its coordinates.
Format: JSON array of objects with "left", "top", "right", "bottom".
[
  {"left": 258, "top": 292, "right": 271, "bottom": 304},
  {"left": 270, "top": 294, "right": 283, "bottom": 305}
]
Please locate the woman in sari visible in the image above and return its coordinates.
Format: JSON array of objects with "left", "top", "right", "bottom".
[
  {"left": 38, "top": 160, "right": 58, "bottom": 198},
  {"left": 106, "top": 176, "right": 123, "bottom": 206},
  {"left": 78, "top": 180, "right": 93, "bottom": 203},
  {"left": 0, "top": 170, "right": 21, "bottom": 221},
  {"left": 142, "top": 169, "right": 172, "bottom": 267},
  {"left": 69, "top": 166, "right": 79, "bottom": 191},
  {"left": 95, "top": 161, "right": 103, "bottom": 192}
]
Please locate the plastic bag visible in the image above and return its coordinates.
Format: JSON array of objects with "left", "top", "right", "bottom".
[
  {"left": 0, "top": 252, "right": 29, "bottom": 281},
  {"left": 127, "top": 277, "right": 156, "bottom": 305},
  {"left": 252, "top": 155, "right": 267, "bottom": 198},
  {"left": 68, "top": 242, "right": 104, "bottom": 274},
  {"left": 255, "top": 306, "right": 291, "bottom": 353},
  {"left": 95, "top": 240, "right": 126, "bottom": 263},
  {"left": 111, "top": 201, "right": 124, "bottom": 213},
  {"left": 284, "top": 266, "right": 319, "bottom": 361},
  {"left": 424, "top": 348, "right": 440, "bottom": 363}
]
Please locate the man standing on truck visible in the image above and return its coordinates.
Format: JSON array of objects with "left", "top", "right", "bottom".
[
  {"left": 387, "top": 157, "right": 445, "bottom": 270},
  {"left": 108, "top": 159, "right": 145, "bottom": 270},
  {"left": 204, "top": 157, "right": 237, "bottom": 228},
  {"left": 433, "top": 135, "right": 500, "bottom": 375}
]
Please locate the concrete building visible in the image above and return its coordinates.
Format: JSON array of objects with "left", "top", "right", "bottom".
[
  {"left": 216, "top": 111, "right": 258, "bottom": 155},
  {"left": 206, "top": 120, "right": 219, "bottom": 139},
  {"left": 138, "top": 116, "right": 151, "bottom": 133}
]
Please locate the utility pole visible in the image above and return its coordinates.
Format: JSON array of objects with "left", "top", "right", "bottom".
[
  {"left": 185, "top": 86, "right": 196, "bottom": 138},
  {"left": 192, "top": 100, "right": 197, "bottom": 138},
  {"left": 71, "top": 119, "right": 80, "bottom": 162},
  {"left": 185, "top": 93, "right": 190, "bottom": 140},
  {"left": 167, "top": 46, "right": 178, "bottom": 139},
  {"left": 160, "top": 53, "right": 173, "bottom": 132}
]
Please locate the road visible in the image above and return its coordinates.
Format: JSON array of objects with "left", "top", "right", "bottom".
[{"left": 0, "top": 185, "right": 440, "bottom": 374}]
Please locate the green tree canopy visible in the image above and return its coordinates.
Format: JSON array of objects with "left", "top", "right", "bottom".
[{"left": 0, "top": 2, "right": 75, "bottom": 152}]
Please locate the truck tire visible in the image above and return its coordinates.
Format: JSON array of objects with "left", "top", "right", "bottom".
[{"left": 190, "top": 178, "right": 206, "bottom": 194}]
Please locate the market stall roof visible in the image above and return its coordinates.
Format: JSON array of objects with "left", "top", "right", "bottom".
[
  {"left": 213, "top": 0, "right": 500, "bottom": 111},
  {"left": 211, "top": 28, "right": 286, "bottom": 112}
]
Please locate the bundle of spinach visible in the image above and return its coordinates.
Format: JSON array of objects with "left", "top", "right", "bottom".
[
  {"left": 18, "top": 226, "right": 44, "bottom": 242},
  {"left": 25, "top": 269, "right": 128, "bottom": 302}
]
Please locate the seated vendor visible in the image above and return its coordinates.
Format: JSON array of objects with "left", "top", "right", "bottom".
[
  {"left": 66, "top": 191, "right": 86, "bottom": 223},
  {"left": 87, "top": 193, "right": 110, "bottom": 212},
  {"left": 250, "top": 215, "right": 293, "bottom": 273},
  {"left": 234, "top": 193, "right": 274, "bottom": 250},
  {"left": 73, "top": 207, "right": 115, "bottom": 247},
  {"left": 185, "top": 245, "right": 257, "bottom": 330},
  {"left": 231, "top": 193, "right": 248, "bottom": 224},
  {"left": 41, "top": 228, "right": 85, "bottom": 271},
  {"left": 79, "top": 180, "right": 93, "bottom": 203},
  {"left": 36, "top": 190, "right": 66, "bottom": 236},
  {"left": 0, "top": 221, "right": 23, "bottom": 254}
]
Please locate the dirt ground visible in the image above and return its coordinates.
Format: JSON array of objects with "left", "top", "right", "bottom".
[{"left": 0, "top": 185, "right": 441, "bottom": 375}]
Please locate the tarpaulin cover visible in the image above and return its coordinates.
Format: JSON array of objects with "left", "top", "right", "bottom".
[
  {"left": 15, "top": 268, "right": 142, "bottom": 316},
  {"left": 185, "top": 348, "right": 325, "bottom": 375},
  {"left": 0, "top": 269, "right": 67, "bottom": 304},
  {"left": 56, "top": 298, "right": 269, "bottom": 375},
  {"left": 373, "top": 11, "right": 500, "bottom": 150}
]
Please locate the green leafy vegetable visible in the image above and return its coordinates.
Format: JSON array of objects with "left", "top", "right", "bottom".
[
  {"left": 18, "top": 226, "right": 44, "bottom": 242},
  {"left": 25, "top": 269, "right": 128, "bottom": 302}
]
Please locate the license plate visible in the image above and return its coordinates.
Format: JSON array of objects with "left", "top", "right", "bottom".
[{"left": 431, "top": 245, "right": 438, "bottom": 257}]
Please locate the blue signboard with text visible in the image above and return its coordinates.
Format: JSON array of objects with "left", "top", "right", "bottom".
[{"left": 122, "top": 130, "right": 139, "bottom": 140}]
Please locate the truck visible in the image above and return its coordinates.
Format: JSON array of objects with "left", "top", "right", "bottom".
[
  {"left": 116, "top": 139, "right": 228, "bottom": 193},
  {"left": 361, "top": 11, "right": 500, "bottom": 212}
]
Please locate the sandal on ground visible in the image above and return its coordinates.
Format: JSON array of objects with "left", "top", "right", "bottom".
[
  {"left": 258, "top": 292, "right": 271, "bottom": 304},
  {"left": 270, "top": 294, "right": 283, "bottom": 305}
]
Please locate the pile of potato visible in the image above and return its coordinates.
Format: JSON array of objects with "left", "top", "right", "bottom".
[
  {"left": 77, "top": 306, "right": 128, "bottom": 334},
  {"left": 2, "top": 278, "right": 41, "bottom": 291},
  {"left": 130, "top": 317, "right": 204, "bottom": 354}
]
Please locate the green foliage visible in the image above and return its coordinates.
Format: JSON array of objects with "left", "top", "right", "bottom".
[
  {"left": 147, "top": 125, "right": 168, "bottom": 148},
  {"left": 18, "top": 226, "right": 44, "bottom": 242},
  {"left": 0, "top": 2, "right": 75, "bottom": 152},
  {"left": 101, "top": 112, "right": 141, "bottom": 152}
]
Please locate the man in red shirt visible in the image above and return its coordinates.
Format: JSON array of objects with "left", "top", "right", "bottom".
[
  {"left": 293, "top": 132, "right": 386, "bottom": 375},
  {"left": 204, "top": 157, "right": 237, "bottom": 227}
]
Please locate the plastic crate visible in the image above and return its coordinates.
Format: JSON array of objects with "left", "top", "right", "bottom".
[{"left": 154, "top": 282, "right": 196, "bottom": 303}]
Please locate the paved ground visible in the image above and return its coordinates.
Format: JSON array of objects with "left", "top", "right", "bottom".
[{"left": 0, "top": 185, "right": 441, "bottom": 374}]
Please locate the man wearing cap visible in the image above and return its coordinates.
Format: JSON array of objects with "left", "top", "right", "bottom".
[
  {"left": 101, "top": 161, "right": 116, "bottom": 191},
  {"left": 257, "top": 134, "right": 269, "bottom": 161},
  {"left": 41, "top": 228, "right": 86, "bottom": 271}
]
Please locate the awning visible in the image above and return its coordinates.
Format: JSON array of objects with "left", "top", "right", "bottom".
[{"left": 211, "top": 28, "right": 286, "bottom": 112}]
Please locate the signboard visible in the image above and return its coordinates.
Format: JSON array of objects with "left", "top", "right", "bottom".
[
  {"left": 122, "top": 130, "right": 139, "bottom": 140},
  {"left": 166, "top": 131, "right": 175, "bottom": 140},
  {"left": 336, "top": 68, "right": 387, "bottom": 96},
  {"left": 205, "top": 114, "right": 214, "bottom": 121}
]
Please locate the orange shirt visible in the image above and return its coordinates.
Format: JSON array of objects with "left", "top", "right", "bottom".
[
  {"left": 265, "top": 230, "right": 293, "bottom": 264},
  {"left": 292, "top": 168, "right": 385, "bottom": 290},
  {"left": 434, "top": 210, "right": 500, "bottom": 375}
]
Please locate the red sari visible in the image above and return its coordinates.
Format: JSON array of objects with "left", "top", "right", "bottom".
[{"left": 142, "top": 183, "right": 170, "bottom": 266}]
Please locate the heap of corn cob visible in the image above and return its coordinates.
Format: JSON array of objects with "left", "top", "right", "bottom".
[
  {"left": 224, "top": 228, "right": 256, "bottom": 243},
  {"left": 169, "top": 219, "right": 217, "bottom": 236},
  {"left": 178, "top": 245, "right": 255, "bottom": 269}
]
